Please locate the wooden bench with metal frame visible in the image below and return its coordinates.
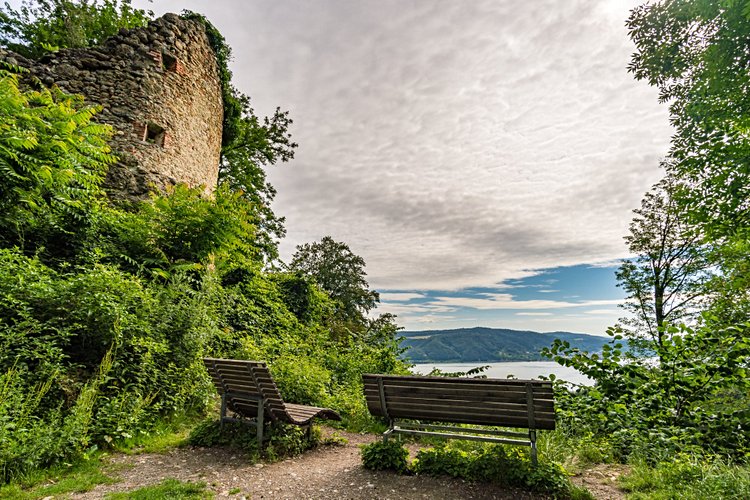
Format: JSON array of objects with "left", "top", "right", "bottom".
[
  {"left": 362, "top": 373, "right": 555, "bottom": 464},
  {"left": 204, "top": 358, "right": 341, "bottom": 448}
]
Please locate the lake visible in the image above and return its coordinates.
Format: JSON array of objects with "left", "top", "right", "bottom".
[{"left": 411, "top": 360, "right": 591, "bottom": 386}]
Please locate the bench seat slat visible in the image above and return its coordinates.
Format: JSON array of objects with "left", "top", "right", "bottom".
[
  {"left": 368, "top": 396, "right": 555, "bottom": 415},
  {"left": 364, "top": 374, "right": 552, "bottom": 388},
  {"left": 364, "top": 382, "right": 553, "bottom": 399},
  {"left": 364, "top": 389, "right": 554, "bottom": 410}
]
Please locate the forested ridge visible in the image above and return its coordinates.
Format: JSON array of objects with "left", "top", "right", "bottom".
[
  {"left": 400, "top": 327, "right": 613, "bottom": 362},
  {"left": 0, "top": 1, "right": 749, "bottom": 499}
]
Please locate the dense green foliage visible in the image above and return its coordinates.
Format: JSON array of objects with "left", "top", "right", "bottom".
[
  {"left": 187, "top": 419, "right": 320, "bottom": 463},
  {"left": 628, "top": 0, "right": 750, "bottom": 235},
  {"left": 0, "top": 9, "right": 407, "bottom": 484},
  {"left": 0, "top": 0, "right": 151, "bottom": 58},
  {"left": 360, "top": 440, "right": 410, "bottom": 473},
  {"left": 542, "top": 1, "right": 750, "bottom": 486},
  {"left": 0, "top": 69, "right": 114, "bottom": 262},
  {"left": 622, "top": 455, "right": 750, "bottom": 499}
]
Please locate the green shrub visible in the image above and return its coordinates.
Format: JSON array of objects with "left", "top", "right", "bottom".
[
  {"left": 270, "top": 356, "right": 331, "bottom": 406},
  {"left": 0, "top": 349, "right": 112, "bottom": 483},
  {"left": 187, "top": 418, "right": 319, "bottom": 462},
  {"left": 187, "top": 419, "right": 260, "bottom": 459},
  {"left": 412, "top": 442, "right": 580, "bottom": 498},
  {"left": 265, "top": 423, "right": 320, "bottom": 461},
  {"left": 360, "top": 440, "right": 410, "bottom": 474}
]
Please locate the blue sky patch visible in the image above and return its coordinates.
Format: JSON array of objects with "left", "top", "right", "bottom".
[{"left": 378, "top": 264, "right": 625, "bottom": 335}]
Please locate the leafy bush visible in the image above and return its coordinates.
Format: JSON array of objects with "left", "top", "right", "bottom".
[
  {"left": 545, "top": 321, "right": 750, "bottom": 461},
  {"left": 360, "top": 440, "right": 409, "bottom": 473},
  {"left": 188, "top": 419, "right": 260, "bottom": 459},
  {"left": 270, "top": 356, "right": 331, "bottom": 406},
  {"left": 412, "top": 442, "right": 580, "bottom": 498},
  {"left": 0, "top": 69, "right": 113, "bottom": 265},
  {"left": 361, "top": 439, "right": 587, "bottom": 498},
  {"left": 0, "top": 350, "right": 112, "bottom": 482},
  {"left": 187, "top": 418, "right": 319, "bottom": 462}
]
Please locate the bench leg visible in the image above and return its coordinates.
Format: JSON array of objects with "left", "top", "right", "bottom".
[
  {"left": 529, "top": 430, "right": 538, "bottom": 466},
  {"left": 256, "top": 399, "right": 264, "bottom": 449},
  {"left": 220, "top": 394, "right": 227, "bottom": 430},
  {"left": 383, "top": 419, "right": 395, "bottom": 442}
]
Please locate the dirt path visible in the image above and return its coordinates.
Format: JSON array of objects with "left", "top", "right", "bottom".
[{"left": 74, "top": 428, "right": 624, "bottom": 499}]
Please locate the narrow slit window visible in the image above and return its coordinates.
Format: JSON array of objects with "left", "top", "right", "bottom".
[
  {"left": 162, "top": 53, "right": 178, "bottom": 72},
  {"left": 145, "top": 123, "right": 166, "bottom": 146}
]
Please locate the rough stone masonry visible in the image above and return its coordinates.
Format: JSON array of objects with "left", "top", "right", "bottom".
[{"left": 1, "top": 13, "right": 223, "bottom": 200}]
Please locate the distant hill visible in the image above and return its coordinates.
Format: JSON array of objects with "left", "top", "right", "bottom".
[{"left": 399, "top": 327, "right": 611, "bottom": 362}]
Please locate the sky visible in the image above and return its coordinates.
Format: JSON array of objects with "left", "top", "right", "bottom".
[{"left": 132, "top": 0, "right": 673, "bottom": 334}]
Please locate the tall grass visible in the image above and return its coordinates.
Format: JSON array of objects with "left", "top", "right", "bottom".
[
  {"left": 0, "top": 349, "right": 113, "bottom": 483},
  {"left": 622, "top": 454, "right": 750, "bottom": 500}
]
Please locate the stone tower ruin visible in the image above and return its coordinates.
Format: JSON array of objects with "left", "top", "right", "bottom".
[{"left": 1, "top": 13, "right": 223, "bottom": 200}]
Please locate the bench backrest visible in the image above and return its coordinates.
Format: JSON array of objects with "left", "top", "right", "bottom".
[
  {"left": 362, "top": 374, "right": 555, "bottom": 430},
  {"left": 203, "top": 358, "right": 287, "bottom": 421}
]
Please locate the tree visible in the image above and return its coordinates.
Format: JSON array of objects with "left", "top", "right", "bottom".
[
  {"left": 627, "top": 0, "right": 750, "bottom": 237},
  {"left": 616, "top": 179, "right": 709, "bottom": 358},
  {"left": 628, "top": 0, "right": 750, "bottom": 333},
  {"left": 0, "top": 0, "right": 151, "bottom": 58},
  {"left": 290, "top": 236, "right": 380, "bottom": 325}
]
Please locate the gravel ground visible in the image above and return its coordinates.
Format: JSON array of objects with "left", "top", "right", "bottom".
[{"left": 73, "top": 428, "right": 624, "bottom": 499}]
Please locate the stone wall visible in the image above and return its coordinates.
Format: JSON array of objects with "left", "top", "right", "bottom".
[{"left": 1, "top": 13, "right": 223, "bottom": 200}]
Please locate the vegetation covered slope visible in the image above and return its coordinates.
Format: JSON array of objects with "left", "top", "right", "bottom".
[
  {"left": 0, "top": 1, "right": 407, "bottom": 484},
  {"left": 400, "top": 327, "right": 611, "bottom": 362}
]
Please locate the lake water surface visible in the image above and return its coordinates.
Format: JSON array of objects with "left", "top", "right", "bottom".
[{"left": 411, "top": 361, "right": 591, "bottom": 386}]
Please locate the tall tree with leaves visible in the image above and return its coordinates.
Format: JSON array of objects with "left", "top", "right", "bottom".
[
  {"left": 0, "top": 0, "right": 151, "bottom": 58},
  {"left": 290, "top": 236, "right": 380, "bottom": 325},
  {"left": 616, "top": 179, "right": 709, "bottom": 359},
  {"left": 628, "top": 0, "right": 750, "bottom": 330},
  {"left": 627, "top": 0, "right": 750, "bottom": 237}
]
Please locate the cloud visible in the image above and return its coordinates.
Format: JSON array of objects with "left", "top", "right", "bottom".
[
  {"left": 375, "top": 303, "right": 456, "bottom": 316},
  {"left": 138, "top": 0, "right": 670, "bottom": 294},
  {"left": 428, "top": 294, "right": 622, "bottom": 311},
  {"left": 585, "top": 308, "right": 622, "bottom": 315},
  {"left": 516, "top": 312, "right": 554, "bottom": 316},
  {"left": 379, "top": 292, "right": 425, "bottom": 302}
]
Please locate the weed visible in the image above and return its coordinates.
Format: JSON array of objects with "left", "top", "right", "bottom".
[
  {"left": 360, "top": 439, "right": 410, "bottom": 473},
  {"left": 106, "top": 478, "right": 212, "bottom": 499}
]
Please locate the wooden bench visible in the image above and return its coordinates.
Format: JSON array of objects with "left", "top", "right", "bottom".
[
  {"left": 204, "top": 358, "right": 341, "bottom": 447},
  {"left": 362, "top": 374, "right": 555, "bottom": 464}
]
